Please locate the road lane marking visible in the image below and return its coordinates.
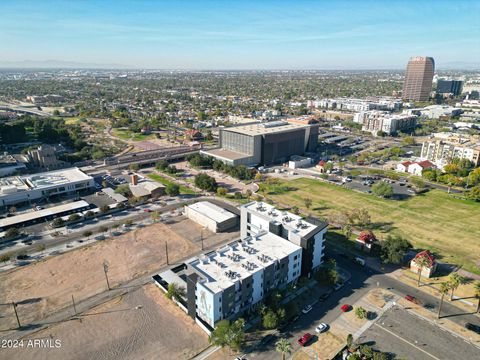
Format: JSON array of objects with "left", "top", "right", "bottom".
[{"left": 374, "top": 323, "right": 441, "bottom": 360}]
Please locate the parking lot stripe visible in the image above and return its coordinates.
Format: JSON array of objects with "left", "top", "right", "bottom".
[{"left": 374, "top": 323, "right": 441, "bottom": 360}]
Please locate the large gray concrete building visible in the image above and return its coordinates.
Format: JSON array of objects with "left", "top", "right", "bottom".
[{"left": 201, "top": 121, "right": 318, "bottom": 166}]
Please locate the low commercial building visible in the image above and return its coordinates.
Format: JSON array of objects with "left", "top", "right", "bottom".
[
  {"left": 288, "top": 155, "right": 312, "bottom": 169},
  {"left": 184, "top": 201, "right": 238, "bottom": 233},
  {"left": 0, "top": 154, "right": 27, "bottom": 177},
  {"left": 128, "top": 174, "right": 165, "bottom": 199},
  {"left": 0, "top": 167, "right": 95, "bottom": 208},
  {"left": 418, "top": 105, "right": 462, "bottom": 119},
  {"left": 308, "top": 97, "right": 402, "bottom": 112},
  {"left": 240, "top": 201, "right": 327, "bottom": 277},
  {"left": 201, "top": 121, "right": 319, "bottom": 166}
]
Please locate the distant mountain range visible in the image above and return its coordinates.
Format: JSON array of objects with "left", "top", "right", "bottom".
[
  {"left": 0, "top": 59, "right": 132, "bottom": 69},
  {"left": 435, "top": 61, "right": 479, "bottom": 70},
  {"left": 0, "top": 59, "right": 478, "bottom": 71}
]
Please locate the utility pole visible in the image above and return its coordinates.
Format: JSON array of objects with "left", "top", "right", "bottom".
[
  {"left": 12, "top": 302, "right": 21, "bottom": 328},
  {"left": 103, "top": 261, "right": 111, "bottom": 290},
  {"left": 200, "top": 229, "right": 204, "bottom": 251},
  {"left": 165, "top": 242, "right": 169, "bottom": 265},
  {"left": 71, "top": 295, "right": 77, "bottom": 316}
]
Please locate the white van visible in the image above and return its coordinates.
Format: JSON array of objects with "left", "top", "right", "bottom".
[{"left": 354, "top": 256, "right": 366, "bottom": 266}]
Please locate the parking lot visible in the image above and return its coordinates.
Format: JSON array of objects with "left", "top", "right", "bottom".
[{"left": 360, "top": 306, "right": 480, "bottom": 360}]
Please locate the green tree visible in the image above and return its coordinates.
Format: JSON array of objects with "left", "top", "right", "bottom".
[
  {"left": 414, "top": 253, "right": 432, "bottom": 286},
  {"left": 371, "top": 182, "right": 394, "bottom": 198},
  {"left": 83, "top": 230, "right": 92, "bottom": 240},
  {"left": 346, "top": 333, "right": 354, "bottom": 349},
  {"left": 303, "top": 198, "right": 312, "bottom": 210},
  {"left": 217, "top": 187, "right": 228, "bottom": 196},
  {"left": 255, "top": 172, "right": 263, "bottom": 182},
  {"left": 262, "top": 310, "right": 279, "bottom": 329},
  {"left": 100, "top": 205, "right": 110, "bottom": 213},
  {"left": 448, "top": 273, "right": 465, "bottom": 301},
  {"left": 68, "top": 214, "right": 81, "bottom": 222},
  {"left": 466, "top": 186, "right": 480, "bottom": 201},
  {"left": 155, "top": 160, "right": 169, "bottom": 171},
  {"left": 438, "top": 282, "right": 451, "bottom": 318},
  {"left": 150, "top": 211, "right": 160, "bottom": 223},
  {"left": 166, "top": 283, "right": 185, "bottom": 301},
  {"left": 165, "top": 183, "right": 180, "bottom": 196},
  {"left": 209, "top": 318, "right": 245, "bottom": 352},
  {"left": 194, "top": 173, "right": 218, "bottom": 192},
  {"left": 355, "top": 306, "right": 368, "bottom": 319},
  {"left": 291, "top": 206, "right": 300, "bottom": 215},
  {"left": 115, "top": 184, "right": 132, "bottom": 197},
  {"left": 359, "top": 344, "right": 374, "bottom": 358},
  {"left": 51, "top": 218, "right": 65, "bottom": 228},
  {"left": 275, "top": 338, "right": 292, "bottom": 360},
  {"left": 129, "top": 163, "right": 140, "bottom": 171},
  {"left": 372, "top": 352, "right": 389, "bottom": 360},
  {"left": 0, "top": 252, "right": 12, "bottom": 263},
  {"left": 380, "top": 235, "right": 412, "bottom": 264}
]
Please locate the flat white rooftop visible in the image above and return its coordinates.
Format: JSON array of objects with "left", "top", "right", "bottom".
[
  {"left": 188, "top": 232, "right": 301, "bottom": 294},
  {"left": 242, "top": 201, "right": 320, "bottom": 237},
  {"left": 0, "top": 167, "right": 92, "bottom": 194},
  {"left": 0, "top": 200, "right": 90, "bottom": 228},
  {"left": 224, "top": 121, "right": 310, "bottom": 137},
  {"left": 186, "top": 201, "right": 237, "bottom": 223}
]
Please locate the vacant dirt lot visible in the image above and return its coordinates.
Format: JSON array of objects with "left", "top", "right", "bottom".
[
  {"left": 0, "top": 219, "right": 203, "bottom": 330},
  {"left": 0, "top": 284, "right": 209, "bottom": 360}
]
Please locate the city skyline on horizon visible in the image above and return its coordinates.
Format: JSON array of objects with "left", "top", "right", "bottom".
[{"left": 0, "top": 0, "right": 479, "bottom": 70}]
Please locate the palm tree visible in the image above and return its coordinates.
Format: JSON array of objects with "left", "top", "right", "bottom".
[
  {"left": 448, "top": 273, "right": 465, "bottom": 301},
  {"left": 414, "top": 254, "right": 431, "bottom": 287},
  {"left": 275, "top": 338, "right": 292, "bottom": 360},
  {"left": 474, "top": 281, "right": 480, "bottom": 313},
  {"left": 438, "top": 282, "right": 451, "bottom": 318}
]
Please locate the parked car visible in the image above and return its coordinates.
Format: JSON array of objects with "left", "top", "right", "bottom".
[
  {"left": 297, "top": 333, "right": 313, "bottom": 346},
  {"left": 404, "top": 295, "right": 419, "bottom": 304},
  {"left": 315, "top": 323, "right": 328, "bottom": 333},
  {"left": 340, "top": 304, "right": 351, "bottom": 312},
  {"left": 318, "top": 294, "right": 329, "bottom": 302},
  {"left": 465, "top": 322, "right": 480, "bottom": 334},
  {"left": 16, "top": 254, "right": 29, "bottom": 260},
  {"left": 302, "top": 304, "right": 313, "bottom": 314},
  {"left": 143, "top": 209, "right": 152, "bottom": 213}
]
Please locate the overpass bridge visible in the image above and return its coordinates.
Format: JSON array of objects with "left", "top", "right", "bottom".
[
  {"left": 101, "top": 145, "right": 201, "bottom": 170},
  {"left": 0, "top": 105, "right": 50, "bottom": 117}
]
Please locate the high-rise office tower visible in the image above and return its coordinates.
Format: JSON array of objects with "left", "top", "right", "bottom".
[
  {"left": 436, "top": 79, "right": 463, "bottom": 96},
  {"left": 402, "top": 56, "right": 435, "bottom": 101}
]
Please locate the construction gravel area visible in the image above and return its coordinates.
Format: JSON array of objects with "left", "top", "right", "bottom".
[
  {"left": 0, "top": 217, "right": 226, "bottom": 330},
  {"left": 0, "top": 284, "right": 209, "bottom": 360}
]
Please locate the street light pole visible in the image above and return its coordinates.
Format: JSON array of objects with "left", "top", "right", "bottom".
[{"left": 71, "top": 295, "right": 77, "bottom": 316}]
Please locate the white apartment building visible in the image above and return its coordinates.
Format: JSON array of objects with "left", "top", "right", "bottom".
[
  {"left": 308, "top": 97, "right": 402, "bottom": 112},
  {"left": 421, "top": 136, "right": 480, "bottom": 167},
  {"left": 240, "top": 201, "right": 327, "bottom": 277},
  {"left": 356, "top": 110, "right": 417, "bottom": 135},
  {"left": 184, "top": 231, "right": 302, "bottom": 328}
]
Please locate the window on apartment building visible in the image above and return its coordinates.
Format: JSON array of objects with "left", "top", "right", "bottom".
[{"left": 294, "top": 255, "right": 298, "bottom": 260}]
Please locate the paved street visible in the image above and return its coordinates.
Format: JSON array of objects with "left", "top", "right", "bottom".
[
  {"left": 231, "top": 249, "right": 480, "bottom": 360},
  {"left": 361, "top": 306, "right": 480, "bottom": 360}
]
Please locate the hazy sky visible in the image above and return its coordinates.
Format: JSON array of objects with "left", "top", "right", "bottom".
[{"left": 0, "top": 0, "right": 478, "bottom": 69}]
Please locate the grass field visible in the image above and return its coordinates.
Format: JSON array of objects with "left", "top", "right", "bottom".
[
  {"left": 259, "top": 177, "right": 480, "bottom": 273},
  {"left": 147, "top": 173, "right": 196, "bottom": 195},
  {"left": 112, "top": 128, "right": 155, "bottom": 141}
]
